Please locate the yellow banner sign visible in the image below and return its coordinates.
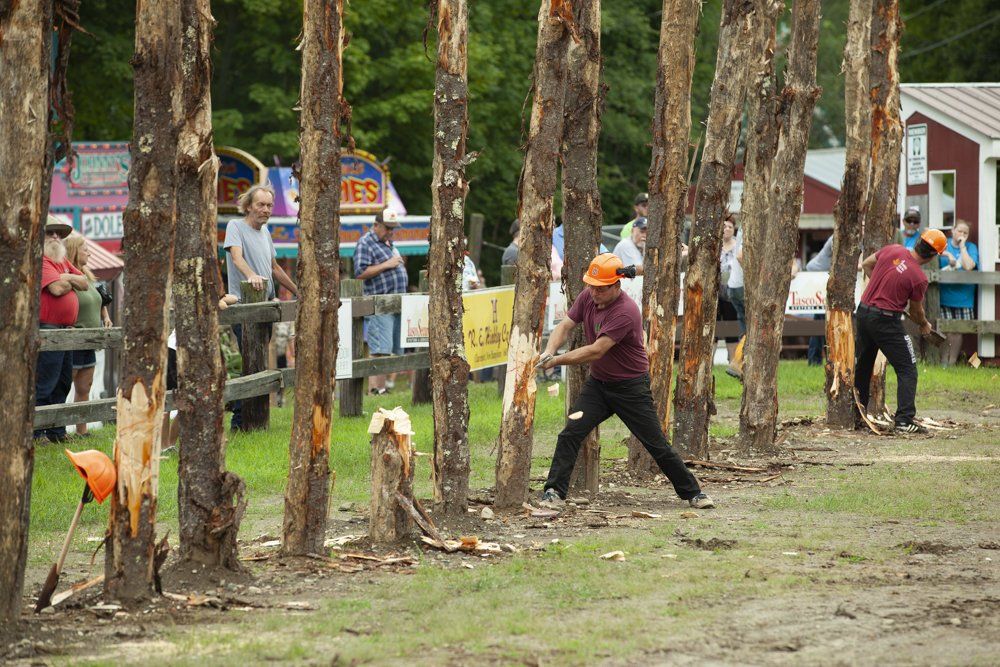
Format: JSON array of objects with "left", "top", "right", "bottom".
[{"left": 461, "top": 286, "right": 515, "bottom": 371}]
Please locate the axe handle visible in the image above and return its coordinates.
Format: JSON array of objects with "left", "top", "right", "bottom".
[{"left": 55, "top": 499, "right": 86, "bottom": 575}]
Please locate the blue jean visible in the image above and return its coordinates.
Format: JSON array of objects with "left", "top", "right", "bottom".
[
  {"left": 807, "top": 314, "right": 825, "bottom": 365},
  {"left": 35, "top": 325, "right": 74, "bottom": 440}
]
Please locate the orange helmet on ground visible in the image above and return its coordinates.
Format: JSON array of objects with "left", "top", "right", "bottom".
[
  {"left": 583, "top": 253, "right": 624, "bottom": 286},
  {"left": 920, "top": 228, "right": 947, "bottom": 255},
  {"left": 64, "top": 449, "right": 116, "bottom": 504}
]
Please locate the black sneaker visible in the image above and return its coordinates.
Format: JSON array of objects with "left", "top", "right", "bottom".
[
  {"left": 689, "top": 493, "right": 715, "bottom": 509},
  {"left": 539, "top": 488, "right": 564, "bottom": 508},
  {"left": 893, "top": 421, "right": 928, "bottom": 435}
]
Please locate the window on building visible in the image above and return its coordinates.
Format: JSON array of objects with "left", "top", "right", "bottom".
[{"left": 928, "top": 171, "right": 956, "bottom": 230}]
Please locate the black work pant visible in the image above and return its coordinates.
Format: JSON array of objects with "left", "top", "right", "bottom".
[
  {"left": 854, "top": 308, "right": 918, "bottom": 424},
  {"left": 34, "top": 325, "right": 74, "bottom": 441},
  {"left": 544, "top": 374, "right": 702, "bottom": 500}
]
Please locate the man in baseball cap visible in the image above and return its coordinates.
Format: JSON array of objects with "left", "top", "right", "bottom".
[
  {"left": 900, "top": 206, "right": 921, "bottom": 249},
  {"left": 619, "top": 192, "right": 650, "bottom": 241},
  {"left": 536, "top": 253, "right": 714, "bottom": 510}
]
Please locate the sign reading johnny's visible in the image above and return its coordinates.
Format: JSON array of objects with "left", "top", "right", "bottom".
[{"left": 906, "top": 124, "right": 928, "bottom": 186}]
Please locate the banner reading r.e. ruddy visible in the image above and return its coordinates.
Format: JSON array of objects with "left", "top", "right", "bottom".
[
  {"left": 462, "top": 286, "right": 515, "bottom": 371},
  {"left": 400, "top": 286, "right": 515, "bottom": 371}
]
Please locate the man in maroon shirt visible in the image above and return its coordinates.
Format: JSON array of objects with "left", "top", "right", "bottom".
[
  {"left": 35, "top": 217, "right": 88, "bottom": 442},
  {"left": 536, "top": 253, "right": 713, "bottom": 509},
  {"left": 855, "top": 229, "right": 946, "bottom": 434}
]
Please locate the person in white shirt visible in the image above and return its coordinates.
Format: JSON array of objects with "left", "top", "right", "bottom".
[{"left": 612, "top": 217, "right": 647, "bottom": 274}]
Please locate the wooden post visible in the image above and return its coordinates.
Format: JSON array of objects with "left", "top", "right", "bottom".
[
  {"left": 561, "top": 0, "right": 603, "bottom": 494},
  {"left": 825, "top": 0, "right": 873, "bottom": 428},
  {"left": 411, "top": 270, "right": 433, "bottom": 405},
  {"left": 429, "top": 0, "right": 473, "bottom": 519},
  {"left": 369, "top": 410, "right": 415, "bottom": 544},
  {"left": 468, "top": 213, "right": 484, "bottom": 267},
  {"left": 496, "top": 264, "right": 516, "bottom": 397},
  {"left": 0, "top": 0, "right": 51, "bottom": 622},
  {"left": 338, "top": 279, "right": 364, "bottom": 416},
  {"left": 922, "top": 265, "right": 941, "bottom": 363},
  {"left": 863, "top": 0, "right": 904, "bottom": 413},
  {"left": 282, "top": 0, "right": 343, "bottom": 556},
  {"left": 495, "top": 0, "right": 576, "bottom": 509},
  {"left": 239, "top": 280, "right": 270, "bottom": 430},
  {"left": 107, "top": 0, "right": 181, "bottom": 603},
  {"left": 633, "top": 0, "right": 701, "bottom": 479},
  {"left": 673, "top": 0, "right": 760, "bottom": 459},
  {"left": 174, "top": 0, "right": 245, "bottom": 570},
  {"left": 738, "top": 0, "right": 821, "bottom": 453}
]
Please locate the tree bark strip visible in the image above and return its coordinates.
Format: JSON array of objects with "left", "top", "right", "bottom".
[
  {"left": 824, "top": 0, "right": 873, "bottom": 428},
  {"left": 428, "top": 0, "right": 472, "bottom": 519},
  {"left": 673, "top": 0, "right": 760, "bottom": 459},
  {"left": 863, "top": 0, "right": 903, "bottom": 415},
  {"left": 495, "top": 0, "right": 576, "bottom": 509},
  {"left": 560, "top": 0, "right": 603, "bottom": 494},
  {"left": 174, "top": 0, "right": 245, "bottom": 569},
  {"left": 281, "top": 0, "right": 343, "bottom": 556},
  {"left": 239, "top": 281, "right": 270, "bottom": 429},
  {"left": 634, "top": 0, "right": 703, "bottom": 476},
  {"left": 0, "top": 0, "right": 51, "bottom": 623},
  {"left": 106, "top": 0, "right": 182, "bottom": 603},
  {"left": 738, "top": 0, "right": 821, "bottom": 453}
]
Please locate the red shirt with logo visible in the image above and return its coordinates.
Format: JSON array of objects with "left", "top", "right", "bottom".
[
  {"left": 40, "top": 256, "right": 82, "bottom": 325},
  {"left": 567, "top": 287, "right": 649, "bottom": 382},
  {"left": 860, "top": 244, "right": 928, "bottom": 313}
]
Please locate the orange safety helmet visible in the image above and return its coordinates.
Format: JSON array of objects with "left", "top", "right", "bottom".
[
  {"left": 64, "top": 449, "right": 116, "bottom": 504},
  {"left": 920, "top": 228, "right": 947, "bottom": 255},
  {"left": 583, "top": 253, "right": 624, "bottom": 286}
]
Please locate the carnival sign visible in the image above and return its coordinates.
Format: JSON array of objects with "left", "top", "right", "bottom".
[{"left": 217, "top": 146, "right": 266, "bottom": 213}]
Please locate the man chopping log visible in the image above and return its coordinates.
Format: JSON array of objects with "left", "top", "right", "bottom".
[
  {"left": 854, "top": 229, "right": 947, "bottom": 434},
  {"left": 536, "top": 253, "right": 714, "bottom": 509}
]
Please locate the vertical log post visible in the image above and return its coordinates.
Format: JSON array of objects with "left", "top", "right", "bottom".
[
  {"left": 634, "top": 0, "right": 702, "bottom": 478},
  {"left": 174, "top": 0, "right": 246, "bottom": 569},
  {"left": 738, "top": 0, "right": 821, "bottom": 453},
  {"left": 495, "top": 0, "right": 576, "bottom": 509},
  {"left": 281, "top": 0, "right": 344, "bottom": 557},
  {"left": 561, "top": 0, "right": 603, "bottom": 494},
  {"left": 863, "top": 0, "right": 904, "bottom": 413},
  {"left": 429, "top": 0, "right": 473, "bottom": 519},
  {"left": 411, "top": 270, "right": 433, "bottom": 405},
  {"left": 468, "top": 213, "right": 484, "bottom": 267},
  {"left": 825, "top": 0, "right": 873, "bottom": 428},
  {"left": 369, "top": 411, "right": 416, "bottom": 544},
  {"left": 338, "top": 278, "right": 364, "bottom": 416},
  {"left": 0, "top": 0, "right": 51, "bottom": 622},
  {"left": 239, "top": 280, "right": 270, "bottom": 430},
  {"left": 496, "top": 264, "right": 517, "bottom": 397},
  {"left": 106, "top": 0, "right": 182, "bottom": 603},
  {"left": 673, "top": 0, "right": 760, "bottom": 459}
]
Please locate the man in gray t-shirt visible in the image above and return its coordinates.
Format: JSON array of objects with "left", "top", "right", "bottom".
[
  {"left": 612, "top": 217, "right": 647, "bottom": 274},
  {"left": 224, "top": 185, "right": 297, "bottom": 301}
]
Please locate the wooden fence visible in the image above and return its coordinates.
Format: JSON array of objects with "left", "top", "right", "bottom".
[{"left": 33, "top": 270, "right": 998, "bottom": 429}]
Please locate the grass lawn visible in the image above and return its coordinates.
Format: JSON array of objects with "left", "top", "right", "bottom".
[{"left": 20, "top": 360, "right": 1000, "bottom": 665}]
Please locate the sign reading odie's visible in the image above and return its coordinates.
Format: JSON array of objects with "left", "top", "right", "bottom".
[
  {"left": 217, "top": 147, "right": 266, "bottom": 214},
  {"left": 400, "top": 286, "right": 515, "bottom": 371}
]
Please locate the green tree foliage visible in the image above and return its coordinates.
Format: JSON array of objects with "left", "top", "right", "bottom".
[{"left": 66, "top": 0, "right": 995, "bottom": 281}]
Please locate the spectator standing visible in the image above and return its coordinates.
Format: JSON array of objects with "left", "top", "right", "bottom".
[
  {"left": 718, "top": 216, "right": 740, "bottom": 362},
  {"left": 35, "top": 217, "right": 88, "bottom": 443},
  {"left": 612, "top": 217, "right": 648, "bottom": 273},
  {"left": 224, "top": 183, "right": 298, "bottom": 430},
  {"left": 900, "top": 206, "right": 921, "bottom": 249},
  {"left": 938, "top": 220, "right": 979, "bottom": 365},
  {"left": 501, "top": 219, "right": 520, "bottom": 266},
  {"left": 64, "top": 233, "right": 113, "bottom": 436},
  {"left": 355, "top": 209, "right": 409, "bottom": 395},
  {"left": 619, "top": 192, "right": 649, "bottom": 240},
  {"left": 805, "top": 234, "right": 834, "bottom": 366}
]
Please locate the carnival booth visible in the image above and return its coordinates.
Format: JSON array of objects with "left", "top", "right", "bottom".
[
  {"left": 215, "top": 147, "right": 430, "bottom": 266},
  {"left": 900, "top": 83, "right": 1000, "bottom": 359}
]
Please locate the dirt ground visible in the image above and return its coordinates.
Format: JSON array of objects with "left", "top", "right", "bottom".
[{"left": 4, "top": 410, "right": 999, "bottom": 665}]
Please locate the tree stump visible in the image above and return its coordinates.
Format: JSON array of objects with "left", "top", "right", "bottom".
[
  {"left": 240, "top": 281, "right": 270, "bottom": 430},
  {"left": 369, "top": 408, "right": 416, "bottom": 544}
]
